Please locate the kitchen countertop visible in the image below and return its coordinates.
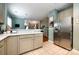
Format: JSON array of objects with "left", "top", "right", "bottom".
[{"left": 0, "top": 31, "right": 43, "bottom": 41}]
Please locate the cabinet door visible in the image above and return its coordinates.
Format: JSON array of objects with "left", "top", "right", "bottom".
[
  {"left": 6, "top": 36, "right": 18, "bottom": 55},
  {"left": 19, "top": 38, "right": 33, "bottom": 54},
  {"left": 0, "top": 4, "right": 4, "bottom": 23},
  {"left": 0, "top": 40, "right": 6, "bottom": 55},
  {"left": 34, "top": 36, "right": 43, "bottom": 49}
]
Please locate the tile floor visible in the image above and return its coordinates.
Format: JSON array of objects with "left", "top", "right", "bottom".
[{"left": 23, "top": 41, "right": 79, "bottom": 55}]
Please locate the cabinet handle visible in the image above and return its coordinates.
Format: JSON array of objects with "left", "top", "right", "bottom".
[{"left": 0, "top": 44, "right": 3, "bottom": 48}]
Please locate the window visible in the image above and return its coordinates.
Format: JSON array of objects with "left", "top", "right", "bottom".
[{"left": 7, "top": 17, "right": 12, "bottom": 28}]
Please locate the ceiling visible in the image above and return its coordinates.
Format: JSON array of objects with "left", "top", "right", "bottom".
[{"left": 7, "top": 3, "right": 72, "bottom": 20}]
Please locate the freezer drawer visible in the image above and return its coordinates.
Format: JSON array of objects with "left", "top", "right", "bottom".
[{"left": 54, "top": 31, "right": 72, "bottom": 50}]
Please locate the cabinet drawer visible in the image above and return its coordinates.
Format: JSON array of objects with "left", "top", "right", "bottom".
[
  {"left": 34, "top": 33, "right": 43, "bottom": 37},
  {"left": 19, "top": 34, "right": 34, "bottom": 39}
]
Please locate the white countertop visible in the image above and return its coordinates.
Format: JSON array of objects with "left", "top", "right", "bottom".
[
  {"left": 0, "top": 34, "right": 9, "bottom": 41},
  {"left": 0, "top": 31, "right": 42, "bottom": 41}
]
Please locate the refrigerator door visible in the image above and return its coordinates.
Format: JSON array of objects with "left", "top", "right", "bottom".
[
  {"left": 54, "top": 22, "right": 61, "bottom": 46},
  {"left": 54, "top": 16, "right": 73, "bottom": 50}
]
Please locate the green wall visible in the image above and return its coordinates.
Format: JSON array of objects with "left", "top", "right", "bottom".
[{"left": 12, "top": 17, "right": 25, "bottom": 29}]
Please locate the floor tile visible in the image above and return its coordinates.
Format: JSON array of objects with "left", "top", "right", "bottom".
[{"left": 23, "top": 41, "right": 79, "bottom": 55}]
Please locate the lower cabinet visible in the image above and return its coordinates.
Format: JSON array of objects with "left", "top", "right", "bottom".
[
  {"left": 34, "top": 34, "right": 43, "bottom": 49},
  {"left": 19, "top": 38, "right": 33, "bottom": 54},
  {"left": 34, "top": 33, "right": 43, "bottom": 49},
  {"left": 0, "top": 33, "right": 43, "bottom": 55},
  {"left": 6, "top": 36, "right": 18, "bottom": 55},
  {"left": 0, "top": 40, "right": 6, "bottom": 55},
  {"left": 18, "top": 34, "right": 43, "bottom": 54}
]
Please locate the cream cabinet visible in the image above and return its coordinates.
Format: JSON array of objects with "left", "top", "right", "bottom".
[
  {"left": 34, "top": 34, "right": 43, "bottom": 49},
  {"left": 19, "top": 34, "right": 34, "bottom": 54},
  {"left": 19, "top": 37, "right": 33, "bottom": 54},
  {"left": 0, "top": 40, "right": 6, "bottom": 55},
  {"left": 19, "top": 34, "right": 43, "bottom": 54},
  {"left": 6, "top": 36, "right": 18, "bottom": 55},
  {"left": 0, "top": 4, "right": 4, "bottom": 23},
  {"left": 0, "top": 33, "right": 43, "bottom": 55}
]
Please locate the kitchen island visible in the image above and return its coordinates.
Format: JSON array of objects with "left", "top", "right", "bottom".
[{"left": 0, "top": 30, "right": 43, "bottom": 55}]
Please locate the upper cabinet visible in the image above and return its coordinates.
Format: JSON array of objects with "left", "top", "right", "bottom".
[
  {"left": 48, "top": 10, "right": 58, "bottom": 27},
  {"left": 0, "top": 3, "right": 5, "bottom": 23},
  {"left": 48, "top": 10, "right": 58, "bottom": 21}
]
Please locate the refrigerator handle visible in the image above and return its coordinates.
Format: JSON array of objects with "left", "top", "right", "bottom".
[
  {"left": 70, "top": 31, "right": 72, "bottom": 39},
  {"left": 54, "top": 28, "right": 59, "bottom": 32}
]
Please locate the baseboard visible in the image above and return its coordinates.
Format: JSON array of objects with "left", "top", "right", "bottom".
[
  {"left": 72, "top": 48, "right": 79, "bottom": 53},
  {"left": 48, "top": 40, "right": 54, "bottom": 43}
]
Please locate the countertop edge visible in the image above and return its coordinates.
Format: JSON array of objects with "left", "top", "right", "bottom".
[{"left": 0, "top": 32, "right": 43, "bottom": 42}]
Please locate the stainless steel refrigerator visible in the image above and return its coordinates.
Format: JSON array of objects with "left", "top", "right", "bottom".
[{"left": 54, "top": 16, "right": 73, "bottom": 50}]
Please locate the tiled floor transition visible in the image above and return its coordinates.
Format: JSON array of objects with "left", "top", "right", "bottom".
[{"left": 23, "top": 41, "right": 79, "bottom": 55}]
